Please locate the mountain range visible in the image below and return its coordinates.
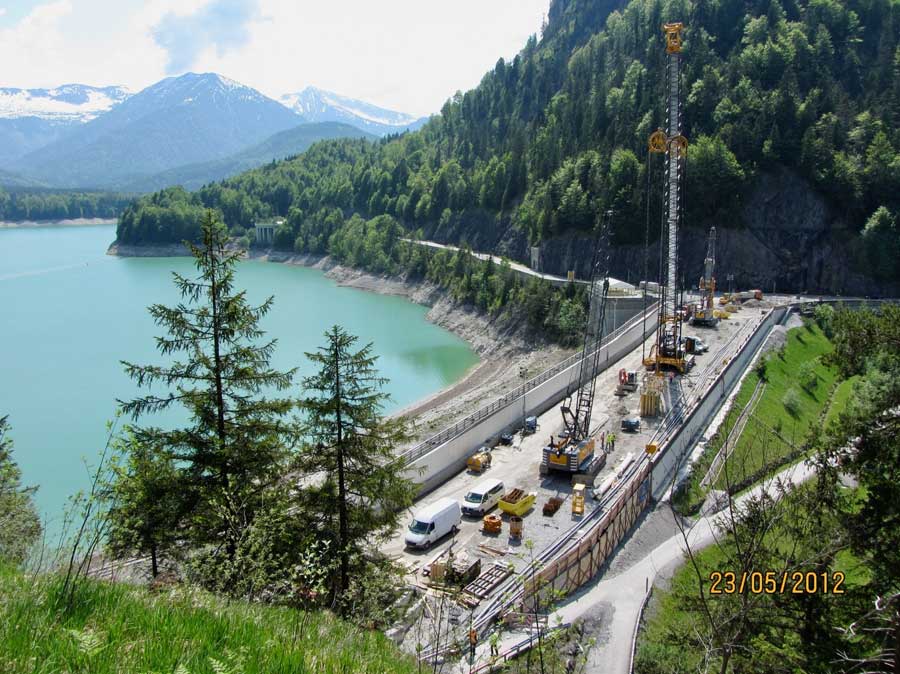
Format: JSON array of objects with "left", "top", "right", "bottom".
[
  {"left": 0, "top": 75, "right": 423, "bottom": 191},
  {"left": 279, "top": 86, "right": 427, "bottom": 137}
]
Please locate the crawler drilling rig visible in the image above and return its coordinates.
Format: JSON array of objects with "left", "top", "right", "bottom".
[
  {"left": 541, "top": 212, "right": 613, "bottom": 474},
  {"left": 691, "top": 226, "right": 718, "bottom": 327},
  {"left": 643, "top": 22, "right": 689, "bottom": 374}
]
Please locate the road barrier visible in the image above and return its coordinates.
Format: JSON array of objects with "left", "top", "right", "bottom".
[{"left": 403, "top": 303, "right": 659, "bottom": 494}]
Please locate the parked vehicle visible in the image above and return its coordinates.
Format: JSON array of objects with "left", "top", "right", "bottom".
[
  {"left": 682, "top": 335, "right": 709, "bottom": 353},
  {"left": 621, "top": 417, "right": 641, "bottom": 433},
  {"left": 524, "top": 416, "right": 538, "bottom": 434},
  {"left": 498, "top": 433, "right": 514, "bottom": 445},
  {"left": 466, "top": 448, "right": 492, "bottom": 473},
  {"left": 404, "top": 498, "right": 462, "bottom": 549},
  {"left": 461, "top": 478, "right": 505, "bottom": 517}
]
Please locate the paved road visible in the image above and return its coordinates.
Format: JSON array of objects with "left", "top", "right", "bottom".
[
  {"left": 403, "top": 238, "right": 637, "bottom": 291},
  {"left": 462, "top": 459, "right": 816, "bottom": 673}
]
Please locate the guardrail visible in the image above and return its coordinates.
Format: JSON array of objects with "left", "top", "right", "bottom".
[{"left": 399, "top": 301, "right": 659, "bottom": 464}]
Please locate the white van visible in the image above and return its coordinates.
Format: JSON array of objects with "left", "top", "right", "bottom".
[
  {"left": 404, "top": 497, "right": 462, "bottom": 549},
  {"left": 461, "top": 478, "right": 505, "bottom": 517}
]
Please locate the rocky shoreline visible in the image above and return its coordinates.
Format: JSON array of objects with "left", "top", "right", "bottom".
[{"left": 107, "top": 242, "right": 573, "bottom": 436}]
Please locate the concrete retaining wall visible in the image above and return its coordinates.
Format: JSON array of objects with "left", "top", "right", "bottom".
[
  {"left": 649, "top": 306, "right": 788, "bottom": 499},
  {"left": 406, "top": 309, "right": 659, "bottom": 495}
]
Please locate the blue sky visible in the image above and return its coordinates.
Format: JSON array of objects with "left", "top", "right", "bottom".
[{"left": 0, "top": 0, "right": 551, "bottom": 115}]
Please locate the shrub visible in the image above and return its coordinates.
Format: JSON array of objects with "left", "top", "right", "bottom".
[
  {"left": 798, "top": 360, "right": 818, "bottom": 392},
  {"left": 814, "top": 304, "right": 835, "bottom": 337},
  {"left": 782, "top": 388, "right": 802, "bottom": 417},
  {"left": 754, "top": 355, "right": 769, "bottom": 381}
]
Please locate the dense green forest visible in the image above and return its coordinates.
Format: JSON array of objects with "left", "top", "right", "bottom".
[
  {"left": 116, "top": 0, "right": 900, "bottom": 287},
  {"left": 0, "top": 189, "right": 133, "bottom": 221}
]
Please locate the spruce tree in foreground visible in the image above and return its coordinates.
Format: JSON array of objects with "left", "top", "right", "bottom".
[
  {"left": 298, "top": 326, "right": 415, "bottom": 610},
  {"left": 104, "top": 433, "right": 181, "bottom": 578},
  {"left": 116, "top": 210, "right": 295, "bottom": 568},
  {"left": 0, "top": 416, "right": 41, "bottom": 565}
]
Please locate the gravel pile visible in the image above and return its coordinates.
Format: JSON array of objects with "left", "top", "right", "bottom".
[{"left": 603, "top": 505, "right": 691, "bottom": 579}]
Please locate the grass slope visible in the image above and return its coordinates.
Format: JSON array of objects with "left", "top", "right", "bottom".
[
  {"left": 676, "top": 322, "right": 841, "bottom": 512},
  {"left": 635, "top": 487, "right": 870, "bottom": 674},
  {"left": 0, "top": 566, "right": 415, "bottom": 674}
]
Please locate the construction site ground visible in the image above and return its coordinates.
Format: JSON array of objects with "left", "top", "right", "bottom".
[{"left": 384, "top": 306, "right": 768, "bottom": 599}]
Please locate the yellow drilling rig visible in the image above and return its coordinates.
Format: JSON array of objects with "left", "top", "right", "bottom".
[
  {"left": 642, "top": 22, "right": 689, "bottom": 375},
  {"left": 691, "top": 226, "right": 719, "bottom": 327}
]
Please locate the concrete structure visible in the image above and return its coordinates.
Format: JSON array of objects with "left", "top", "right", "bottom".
[
  {"left": 649, "top": 306, "right": 788, "bottom": 499},
  {"left": 402, "top": 306, "right": 659, "bottom": 494},
  {"left": 254, "top": 218, "right": 284, "bottom": 245}
]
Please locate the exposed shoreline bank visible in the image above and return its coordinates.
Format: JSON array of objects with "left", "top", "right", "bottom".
[
  {"left": 1, "top": 217, "right": 118, "bottom": 228},
  {"left": 107, "top": 242, "right": 573, "bottom": 438}
]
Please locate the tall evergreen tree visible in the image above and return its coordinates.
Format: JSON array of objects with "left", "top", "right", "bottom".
[
  {"left": 0, "top": 416, "right": 41, "bottom": 565},
  {"left": 116, "top": 210, "right": 295, "bottom": 562},
  {"left": 298, "top": 326, "right": 415, "bottom": 609}
]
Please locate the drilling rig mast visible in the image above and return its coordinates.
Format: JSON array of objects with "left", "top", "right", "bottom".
[
  {"left": 541, "top": 211, "right": 613, "bottom": 474},
  {"left": 691, "top": 226, "right": 718, "bottom": 326},
  {"left": 643, "top": 22, "right": 689, "bottom": 374}
]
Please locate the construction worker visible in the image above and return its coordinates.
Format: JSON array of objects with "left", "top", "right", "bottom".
[
  {"left": 489, "top": 631, "right": 500, "bottom": 658},
  {"left": 609, "top": 432, "right": 616, "bottom": 451},
  {"left": 468, "top": 627, "right": 478, "bottom": 661}
]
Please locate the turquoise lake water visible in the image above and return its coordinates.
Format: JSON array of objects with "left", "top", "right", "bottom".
[{"left": 0, "top": 224, "right": 478, "bottom": 533}]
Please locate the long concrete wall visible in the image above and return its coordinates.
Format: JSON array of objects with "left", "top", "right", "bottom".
[
  {"left": 649, "top": 306, "right": 788, "bottom": 499},
  {"left": 406, "top": 309, "right": 659, "bottom": 495}
]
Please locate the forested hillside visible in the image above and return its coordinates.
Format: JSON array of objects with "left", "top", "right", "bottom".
[
  {"left": 116, "top": 0, "right": 900, "bottom": 292},
  {"left": 1, "top": 189, "right": 133, "bottom": 221}
]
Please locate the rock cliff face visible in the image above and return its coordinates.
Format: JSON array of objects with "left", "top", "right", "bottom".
[{"left": 511, "top": 168, "right": 894, "bottom": 296}]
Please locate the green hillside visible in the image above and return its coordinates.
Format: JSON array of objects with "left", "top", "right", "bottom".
[
  {"left": 120, "top": 122, "right": 376, "bottom": 194},
  {"left": 116, "top": 0, "right": 900, "bottom": 292}
]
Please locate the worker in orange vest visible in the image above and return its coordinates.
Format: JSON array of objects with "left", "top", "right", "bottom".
[{"left": 468, "top": 627, "right": 478, "bottom": 660}]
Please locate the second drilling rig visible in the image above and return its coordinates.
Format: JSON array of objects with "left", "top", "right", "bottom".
[
  {"left": 643, "top": 22, "right": 689, "bottom": 375},
  {"left": 691, "top": 226, "right": 719, "bottom": 327}
]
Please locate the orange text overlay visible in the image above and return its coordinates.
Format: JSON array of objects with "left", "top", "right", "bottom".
[{"left": 709, "top": 571, "right": 846, "bottom": 595}]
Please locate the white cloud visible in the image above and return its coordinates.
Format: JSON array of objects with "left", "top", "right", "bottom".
[{"left": 0, "top": 0, "right": 550, "bottom": 116}]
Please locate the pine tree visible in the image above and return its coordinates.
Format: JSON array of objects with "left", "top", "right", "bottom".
[
  {"left": 104, "top": 434, "right": 181, "bottom": 578},
  {"left": 0, "top": 416, "right": 41, "bottom": 564},
  {"left": 298, "top": 326, "right": 415, "bottom": 610},
  {"left": 116, "top": 210, "right": 296, "bottom": 562}
]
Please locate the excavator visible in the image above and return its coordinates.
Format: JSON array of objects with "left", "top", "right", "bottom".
[{"left": 541, "top": 211, "right": 613, "bottom": 475}]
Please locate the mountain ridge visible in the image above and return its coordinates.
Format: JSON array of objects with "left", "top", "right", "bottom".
[
  {"left": 279, "top": 86, "right": 428, "bottom": 136},
  {"left": 121, "top": 121, "right": 376, "bottom": 193},
  {"left": 10, "top": 73, "right": 303, "bottom": 188}
]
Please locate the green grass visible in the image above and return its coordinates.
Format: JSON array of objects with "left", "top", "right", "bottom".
[
  {"left": 0, "top": 566, "right": 416, "bottom": 674},
  {"left": 635, "top": 486, "right": 870, "bottom": 674},
  {"left": 675, "top": 323, "right": 838, "bottom": 513},
  {"left": 824, "top": 375, "right": 861, "bottom": 428}
]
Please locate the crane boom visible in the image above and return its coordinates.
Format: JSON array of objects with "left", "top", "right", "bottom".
[
  {"left": 542, "top": 211, "right": 612, "bottom": 474},
  {"left": 561, "top": 212, "right": 612, "bottom": 442}
]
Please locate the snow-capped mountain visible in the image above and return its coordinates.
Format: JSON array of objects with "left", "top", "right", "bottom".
[
  {"left": 0, "top": 84, "right": 132, "bottom": 166},
  {"left": 0, "top": 84, "right": 131, "bottom": 122},
  {"left": 279, "top": 86, "right": 427, "bottom": 136},
  {"left": 12, "top": 73, "right": 303, "bottom": 188}
]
